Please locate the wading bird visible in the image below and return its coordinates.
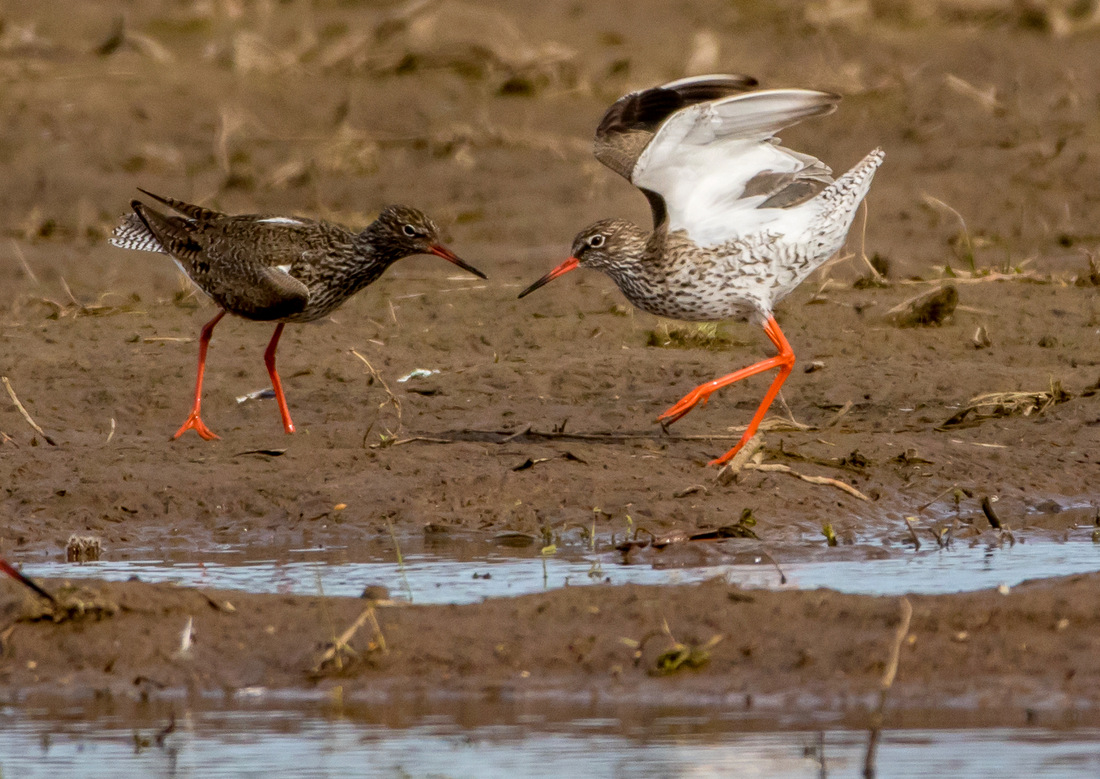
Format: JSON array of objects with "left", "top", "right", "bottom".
[
  {"left": 519, "top": 75, "right": 883, "bottom": 465},
  {"left": 112, "top": 192, "right": 485, "bottom": 440}
]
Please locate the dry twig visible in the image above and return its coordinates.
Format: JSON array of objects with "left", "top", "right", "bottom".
[
  {"left": 886, "top": 285, "right": 958, "bottom": 327},
  {"left": 864, "top": 598, "right": 913, "bottom": 778},
  {"left": 10, "top": 240, "right": 38, "bottom": 285},
  {"left": 312, "top": 604, "right": 387, "bottom": 674},
  {"left": 939, "top": 381, "right": 1071, "bottom": 429},
  {"left": 350, "top": 349, "right": 402, "bottom": 431},
  {"left": 902, "top": 516, "right": 921, "bottom": 551},
  {"left": 743, "top": 462, "right": 871, "bottom": 501},
  {"left": 2, "top": 376, "right": 56, "bottom": 445}
]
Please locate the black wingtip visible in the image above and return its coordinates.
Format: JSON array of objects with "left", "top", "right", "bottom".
[{"left": 136, "top": 187, "right": 162, "bottom": 203}]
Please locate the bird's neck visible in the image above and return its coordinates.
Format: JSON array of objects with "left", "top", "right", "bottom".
[
  {"left": 327, "top": 227, "right": 400, "bottom": 292},
  {"left": 601, "top": 228, "right": 667, "bottom": 307}
]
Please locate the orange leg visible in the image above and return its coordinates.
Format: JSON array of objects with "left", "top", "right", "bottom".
[
  {"left": 657, "top": 316, "right": 795, "bottom": 466},
  {"left": 264, "top": 323, "right": 296, "bottom": 434},
  {"left": 173, "top": 310, "right": 226, "bottom": 441},
  {"left": 0, "top": 558, "right": 56, "bottom": 603}
]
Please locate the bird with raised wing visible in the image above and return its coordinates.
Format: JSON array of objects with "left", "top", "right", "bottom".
[
  {"left": 519, "top": 75, "right": 884, "bottom": 466},
  {"left": 111, "top": 192, "right": 486, "bottom": 440}
]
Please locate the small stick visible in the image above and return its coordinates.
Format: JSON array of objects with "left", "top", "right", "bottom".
[
  {"left": 864, "top": 598, "right": 913, "bottom": 778},
  {"left": 377, "top": 427, "right": 760, "bottom": 444},
  {"left": 744, "top": 462, "right": 871, "bottom": 501},
  {"left": 386, "top": 516, "right": 413, "bottom": 602},
  {"left": 10, "top": 240, "right": 38, "bottom": 285},
  {"left": 349, "top": 349, "right": 402, "bottom": 429},
  {"left": 825, "top": 400, "right": 854, "bottom": 428},
  {"left": 716, "top": 434, "right": 765, "bottom": 482},
  {"left": 759, "top": 549, "right": 787, "bottom": 585},
  {"left": 857, "top": 201, "right": 884, "bottom": 282},
  {"left": 312, "top": 604, "right": 386, "bottom": 673},
  {"left": 980, "top": 496, "right": 1003, "bottom": 529},
  {"left": 903, "top": 516, "right": 922, "bottom": 551},
  {"left": 370, "top": 436, "right": 451, "bottom": 448},
  {"left": 499, "top": 425, "right": 533, "bottom": 443},
  {"left": 106, "top": 418, "right": 116, "bottom": 444},
  {"left": 59, "top": 277, "right": 81, "bottom": 308},
  {"left": 2, "top": 377, "right": 56, "bottom": 445},
  {"left": 917, "top": 485, "right": 960, "bottom": 513},
  {"left": 897, "top": 271, "right": 1043, "bottom": 285}
]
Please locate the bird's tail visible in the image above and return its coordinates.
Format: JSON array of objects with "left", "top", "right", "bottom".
[
  {"left": 818, "top": 148, "right": 885, "bottom": 223},
  {"left": 109, "top": 212, "right": 166, "bottom": 253}
]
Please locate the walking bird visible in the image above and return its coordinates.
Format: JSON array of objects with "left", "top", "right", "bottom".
[
  {"left": 519, "top": 75, "right": 883, "bottom": 465},
  {"left": 112, "top": 192, "right": 485, "bottom": 440}
]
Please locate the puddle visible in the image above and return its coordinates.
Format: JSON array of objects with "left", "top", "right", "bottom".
[
  {"left": 17, "top": 535, "right": 1100, "bottom": 603},
  {"left": 1, "top": 700, "right": 1099, "bottom": 778}
]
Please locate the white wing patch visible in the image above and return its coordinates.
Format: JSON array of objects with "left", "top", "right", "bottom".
[
  {"left": 256, "top": 217, "right": 306, "bottom": 226},
  {"left": 631, "top": 89, "right": 840, "bottom": 247},
  {"left": 275, "top": 264, "right": 293, "bottom": 275}
]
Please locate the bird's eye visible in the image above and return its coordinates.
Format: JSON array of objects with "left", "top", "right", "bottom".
[
  {"left": 588, "top": 234, "right": 605, "bottom": 248},
  {"left": 402, "top": 224, "right": 417, "bottom": 237}
]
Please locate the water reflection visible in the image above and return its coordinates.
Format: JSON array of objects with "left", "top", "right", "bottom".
[{"left": 2, "top": 700, "right": 1099, "bottom": 778}]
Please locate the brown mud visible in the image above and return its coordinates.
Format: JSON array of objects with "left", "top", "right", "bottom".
[
  {"left": 1, "top": 0, "right": 1100, "bottom": 728},
  {"left": 4, "top": 572, "right": 1100, "bottom": 728}
]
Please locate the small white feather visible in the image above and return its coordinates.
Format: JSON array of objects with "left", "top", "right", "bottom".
[{"left": 256, "top": 217, "right": 305, "bottom": 226}]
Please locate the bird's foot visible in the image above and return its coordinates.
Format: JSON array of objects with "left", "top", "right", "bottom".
[
  {"left": 708, "top": 431, "right": 764, "bottom": 467},
  {"left": 708, "top": 439, "right": 747, "bottom": 467},
  {"left": 657, "top": 388, "right": 712, "bottom": 426},
  {"left": 172, "top": 412, "right": 220, "bottom": 441}
]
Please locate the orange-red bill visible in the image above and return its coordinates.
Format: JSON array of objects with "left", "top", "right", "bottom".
[
  {"left": 517, "top": 256, "right": 580, "bottom": 299},
  {"left": 429, "top": 244, "right": 487, "bottom": 280}
]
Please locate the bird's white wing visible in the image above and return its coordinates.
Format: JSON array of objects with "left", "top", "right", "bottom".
[{"left": 632, "top": 89, "right": 840, "bottom": 246}]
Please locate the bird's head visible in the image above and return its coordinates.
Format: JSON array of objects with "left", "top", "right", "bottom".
[
  {"left": 517, "top": 219, "right": 643, "bottom": 298},
  {"left": 372, "top": 205, "right": 486, "bottom": 279}
]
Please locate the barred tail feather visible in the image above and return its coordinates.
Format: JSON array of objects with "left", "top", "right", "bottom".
[
  {"left": 109, "top": 213, "right": 166, "bottom": 253},
  {"left": 820, "top": 148, "right": 884, "bottom": 220}
]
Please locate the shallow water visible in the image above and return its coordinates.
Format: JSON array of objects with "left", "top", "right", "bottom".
[
  {"left": 2, "top": 700, "right": 1099, "bottom": 778},
  {"left": 20, "top": 534, "right": 1100, "bottom": 603}
]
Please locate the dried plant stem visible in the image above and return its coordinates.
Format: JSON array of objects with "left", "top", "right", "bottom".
[
  {"left": 744, "top": 462, "right": 870, "bottom": 501},
  {"left": 857, "top": 200, "right": 884, "bottom": 281},
  {"left": 349, "top": 349, "right": 402, "bottom": 431},
  {"left": 2, "top": 377, "right": 56, "bottom": 445},
  {"left": 903, "top": 517, "right": 921, "bottom": 551},
  {"left": 386, "top": 516, "right": 413, "bottom": 602},
  {"left": 864, "top": 598, "right": 913, "bottom": 778},
  {"left": 312, "top": 604, "right": 387, "bottom": 673},
  {"left": 10, "top": 240, "right": 38, "bottom": 285}
]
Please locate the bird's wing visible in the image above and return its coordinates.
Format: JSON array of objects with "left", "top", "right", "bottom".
[
  {"left": 593, "top": 74, "right": 758, "bottom": 183},
  {"left": 110, "top": 190, "right": 224, "bottom": 252},
  {"left": 128, "top": 200, "right": 310, "bottom": 321},
  {"left": 135, "top": 189, "right": 226, "bottom": 222},
  {"left": 631, "top": 89, "right": 841, "bottom": 239}
]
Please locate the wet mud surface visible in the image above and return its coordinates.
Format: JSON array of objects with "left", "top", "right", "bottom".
[
  {"left": 1, "top": 0, "right": 1100, "bottom": 733},
  {"left": 4, "top": 572, "right": 1100, "bottom": 728}
]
